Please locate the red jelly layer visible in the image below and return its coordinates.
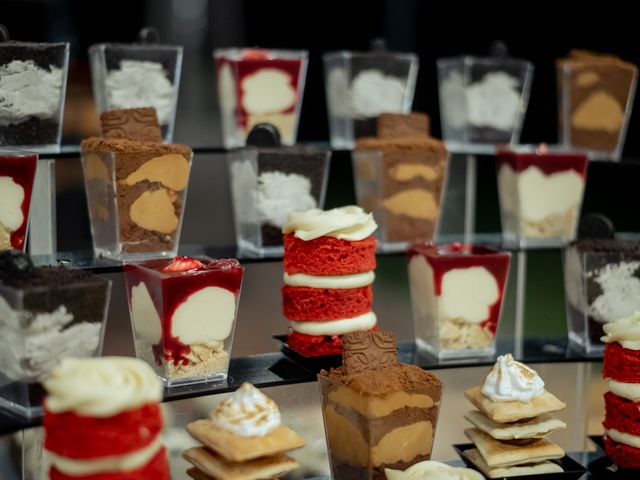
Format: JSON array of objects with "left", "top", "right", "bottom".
[
  {"left": 0, "top": 153, "right": 37, "bottom": 250},
  {"left": 284, "top": 234, "right": 376, "bottom": 276},
  {"left": 45, "top": 403, "right": 162, "bottom": 459},
  {"left": 603, "top": 343, "right": 640, "bottom": 384},
  {"left": 124, "top": 258, "right": 243, "bottom": 366},
  {"left": 50, "top": 447, "right": 170, "bottom": 480},
  {"left": 496, "top": 150, "right": 588, "bottom": 176},
  {"left": 287, "top": 326, "right": 378, "bottom": 357},
  {"left": 604, "top": 392, "right": 640, "bottom": 436},
  {"left": 604, "top": 436, "right": 640, "bottom": 469},
  {"left": 282, "top": 285, "right": 372, "bottom": 321}
]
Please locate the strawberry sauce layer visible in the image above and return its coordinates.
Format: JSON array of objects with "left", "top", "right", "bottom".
[
  {"left": 604, "top": 392, "right": 640, "bottom": 436},
  {"left": 44, "top": 403, "right": 162, "bottom": 459},
  {"left": 287, "top": 326, "right": 378, "bottom": 357},
  {"left": 282, "top": 285, "right": 372, "bottom": 321},
  {"left": 124, "top": 257, "right": 243, "bottom": 367},
  {"left": 284, "top": 234, "right": 376, "bottom": 276},
  {"left": 0, "top": 153, "right": 37, "bottom": 250},
  {"left": 496, "top": 150, "right": 588, "bottom": 176},
  {"left": 603, "top": 343, "right": 640, "bottom": 384},
  {"left": 50, "top": 447, "right": 170, "bottom": 480},
  {"left": 604, "top": 436, "right": 640, "bottom": 469}
]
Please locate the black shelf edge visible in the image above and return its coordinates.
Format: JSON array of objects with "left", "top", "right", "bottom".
[{"left": 0, "top": 337, "right": 601, "bottom": 436}]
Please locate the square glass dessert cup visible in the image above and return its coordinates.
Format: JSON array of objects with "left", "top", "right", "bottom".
[
  {"left": 557, "top": 60, "right": 637, "bottom": 162},
  {"left": 228, "top": 147, "right": 330, "bottom": 257},
  {"left": 124, "top": 257, "right": 244, "bottom": 387},
  {"left": 563, "top": 240, "right": 640, "bottom": 354},
  {"left": 408, "top": 242, "right": 511, "bottom": 359},
  {"left": 323, "top": 51, "right": 418, "bottom": 149},
  {"left": 352, "top": 148, "right": 448, "bottom": 253},
  {"left": 0, "top": 277, "right": 111, "bottom": 417},
  {"left": 437, "top": 56, "right": 533, "bottom": 153},
  {"left": 89, "top": 43, "right": 183, "bottom": 142},
  {"left": 0, "top": 41, "right": 69, "bottom": 153},
  {"left": 0, "top": 149, "right": 37, "bottom": 252},
  {"left": 214, "top": 48, "right": 308, "bottom": 148},
  {"left": 318, "top": 374, "right": 443, "bottom": 479},
  {"left": 80, "top": 147, "right": 192, "bottom": 261},
  {"left": 496, "top": 149, "right": 588, "bottom": 248}
]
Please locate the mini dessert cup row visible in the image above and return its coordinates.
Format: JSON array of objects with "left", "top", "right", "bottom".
[{"left": 124, "top": 256, "right": 244, "bottom": 386}]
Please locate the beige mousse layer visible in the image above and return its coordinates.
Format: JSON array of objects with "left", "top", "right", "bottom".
[{"left": 328, "top": 386, "right": 434, "bottom": 419}]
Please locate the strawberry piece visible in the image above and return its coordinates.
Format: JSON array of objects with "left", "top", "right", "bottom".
[
  {"left": 163, "top": 256, "right": 204, "bottom": 272},
  {"left": 242, "top": 49, "right": 270, "bottom": 60}
]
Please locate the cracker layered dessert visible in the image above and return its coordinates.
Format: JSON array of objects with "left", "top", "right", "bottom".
[
  {"left": 214, "top": 48, "right": 308, "bottom": 147},
  {"left": 353, "top": 113, "right": 448, "bottom": 248},
  {"left": 319, "top": 331, "right": 444, "bottom": 480},
  {"left": 385, "top": 460, "right": 482, "bottom": 480},
  {"left": 602, "top": 313, "right": 640, "bottom": 468},
  {"left": 282, "top": 206, "right": 378, "bottom": 356},
  {"left": 408, "top": 242, "right": 510, "bottom": 358},
  {"left": 557, "top": 50, "right": 637, "bottom": 159},
  {"left": 463, "top": 354, "right": 567, "bottom": 477},
  {"left": 125, "top": 255, "right": 243, "bottom": 385},
  {"left": 564, "top": 239, "right": 640, "bottom": 353},
  {"left": 43, "top": 357, "right": 169, "bottom": 479},
  {"left": 0, "top": 150, "right": 37, "bottom": 251},
  {"left": 81, "top": 107, "right": 192, "bottom": 259},
  {"left": 185, "top": 382, "right": 305, "bottom": 480},
  {"left": 496, "top": 149, "right": 588, "bottom": 246},
  {"left": 0, "top": 250, "right": 111, "bottom": 416}
]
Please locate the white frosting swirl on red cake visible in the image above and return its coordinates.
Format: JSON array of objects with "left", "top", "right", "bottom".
[
  {"left": 601, "top": 312, "right": 640, "bottom": 350},
  {"left": 282, "top": 206, "right": 377, "bottom": 241}
]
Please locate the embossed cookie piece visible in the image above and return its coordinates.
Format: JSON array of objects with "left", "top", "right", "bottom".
[
  {"left": 377, "top": 112, "right": 430, "bottom": 138},
  {"left": 342, "top": 330, "right": 397, "bottom": 374},
  {"left": 100, "top": 107, "right": 163, "bottom": 142}
]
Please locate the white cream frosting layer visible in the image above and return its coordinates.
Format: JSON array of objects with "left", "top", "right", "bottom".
[
  {"left": 482, "top": 353, "right": 545, "bottom": 402},
  {"left": 48, "top": 437, "right": 162, "bottom": 475},
  {"left": 283, "top": 206, "right": 377, "bottom": 241},
  {"left": 601, "top": 312, "right": 640, "bottom": 350},
  {"left": 45, "top": 357, "right": 163, "bottom": 417},
  {"left": 386, "top": 460, "right": 483, "bottom": 480},
  {"left": 210, "top": 382, "right": 281, "bottom": 437},
  {"left": 497, "top": 164, "right": 584, "bottom": 222},
  {"left": 608, "top": 379, "right": 640, "bottom": 402},
  {"left": 283, "top": 271, "right": 374, "bottom": 289},
  {"left": 289, "top": 311, "right": 377, "bottom": 336},
  {"left": 607, "top": 428, "right": 640, "bottom": 449}
]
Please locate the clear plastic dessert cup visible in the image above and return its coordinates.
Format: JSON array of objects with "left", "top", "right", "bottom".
[
  {"left": 214, "top": 48, "right": 308, "bottom": 148},
  {"left": 323, "top": 50, "right": 418, "bottom": 149},
  {"left": 124, "top": 256, "right": 244, "bottom": 387},
  {"left": 408, "top": 242, "right": 511, "bottom": 359},
  {"left": 0, "top": 40, "right": 69, "bottom": 153},
  {"left": 0, "top": 149, "right": 37, "bottom": 251}
]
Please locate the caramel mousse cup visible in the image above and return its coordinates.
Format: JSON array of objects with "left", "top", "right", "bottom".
[
  {"left": 80, "top": 139, "right": 192, "bottom": 261},
  {"left": 318, "top": 369, "right": 443, "bottom": 480},
  {"left": 408, "top": 242, "right": 511, "bottom": 359},
  {"left": 496, "top": 149, "right": 588, "bottom": 248}
]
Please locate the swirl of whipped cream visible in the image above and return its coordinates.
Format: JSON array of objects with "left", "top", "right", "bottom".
[
  {"left": 601, "top": 312, "right": 640, "bottom": 350},
  {"left": 45, "top": 357, "right": 163, "bottom": 417},
  {"left": 481, "top": 354, "right": 544, "bottom": 402},
  {"left": 282, "top": 206, "right": 377, "bottom": 241},
  {"left": 385, "top": 460, "right": 483, "bottom": 480},
  {"left": 210, "top": 383, "right": 281, "bottom": 437}
]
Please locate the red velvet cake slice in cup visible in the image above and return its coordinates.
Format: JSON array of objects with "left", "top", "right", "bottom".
[
  {"left": 124, "top": 256, "right": 244, "bottom": 386},
  {"left": 281, "top": 206, "right": 378, "bottom": 356}
]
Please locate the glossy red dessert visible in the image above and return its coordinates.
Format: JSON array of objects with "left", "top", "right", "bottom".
[
  {"left": 124, "top": 257, "right": 243, "bottom": 368},
  {"left": 604, "top": 392, "right": 640, "bottom": 437},
  {"left": 283, "top": 234, "right": 377, "bottom": 275},
  {"left": 603, "top": 342, "right": 640, "bottom": 384},
  {"left": 50, "top": 448, "right": 170, "bottom": 480},
  {"left": 283, "top": 285, "right": 373, "bottom": 321},
  {"left": 496, "top": 150, "right": 588, "bottom": 176},
  {"left": 0, "top": 152, "right": 37, "bottom": 250},
  {"left": 603, "top": 437, "right": 640, "bottom": 469}
]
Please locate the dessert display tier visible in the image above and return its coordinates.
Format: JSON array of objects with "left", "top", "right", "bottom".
[{"left": 0, "top": 338, "right": 602, "bottom": 436}]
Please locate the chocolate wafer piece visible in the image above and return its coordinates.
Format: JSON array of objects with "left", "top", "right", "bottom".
[{"left": 100, "top": 107, "right": 163, "bottom": 142}]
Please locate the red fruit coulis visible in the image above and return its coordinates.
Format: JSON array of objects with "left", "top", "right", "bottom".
[
  {"left": 496, "top": 150, "right": 588, "bottom": 177},
  {"left": 0, "top": 153, "right": 37, "bottom": 250}
]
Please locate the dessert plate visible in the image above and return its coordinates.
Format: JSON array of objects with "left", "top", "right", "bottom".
[
  {"left": 587, "top": 435, "right": 640, "bottom": 479},
  {"left": 453, "top": 443, "right": 587, "bottom": 480},
  {"left": 273, "top": 335, "right": 342, "bottom": 373}
]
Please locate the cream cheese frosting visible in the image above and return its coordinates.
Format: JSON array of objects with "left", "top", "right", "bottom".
[
  {"left": 607, "top": 428, "right": 640, "bottom": 449},
  {"left": 282, "top": 206, "right": 377, "bottom": 241},
  {"left": 481, "top": 354, "right": 545, "bottom": 402},
  {"left": 601, "top": 312, "right": 640, "bottom": 350},
  {"left": 44, "top": 357, "right": 163, "bottom": 417},
  {"left": 608, "top": 379, "right": 640, "bottom": 402},
  {"left": 386, "top": 460, "right": 483, "bottom": 480},
  {"left": 209, "top": 382, "right": 281, "bottom": 437},
  {"left": 283, "top": 271, "right": 374, "bottom": 289},
  {"left": 289, "top": 311, "right": 377, "bottom": 336}
]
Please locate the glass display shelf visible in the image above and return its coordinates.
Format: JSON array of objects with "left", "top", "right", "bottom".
[{"left": 0, "top": 337, "right": 601, "bottom": 436}]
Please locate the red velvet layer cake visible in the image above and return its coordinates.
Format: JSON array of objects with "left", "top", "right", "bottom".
[
  {"left": 602, "top": 314, "right": 640, "bottom": 469},
  {"left": 44, "top": 357, "right": 169, "bottom": 479},
  {"left": 282, "top": 207, "right": 378, "bottom": 356}
]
